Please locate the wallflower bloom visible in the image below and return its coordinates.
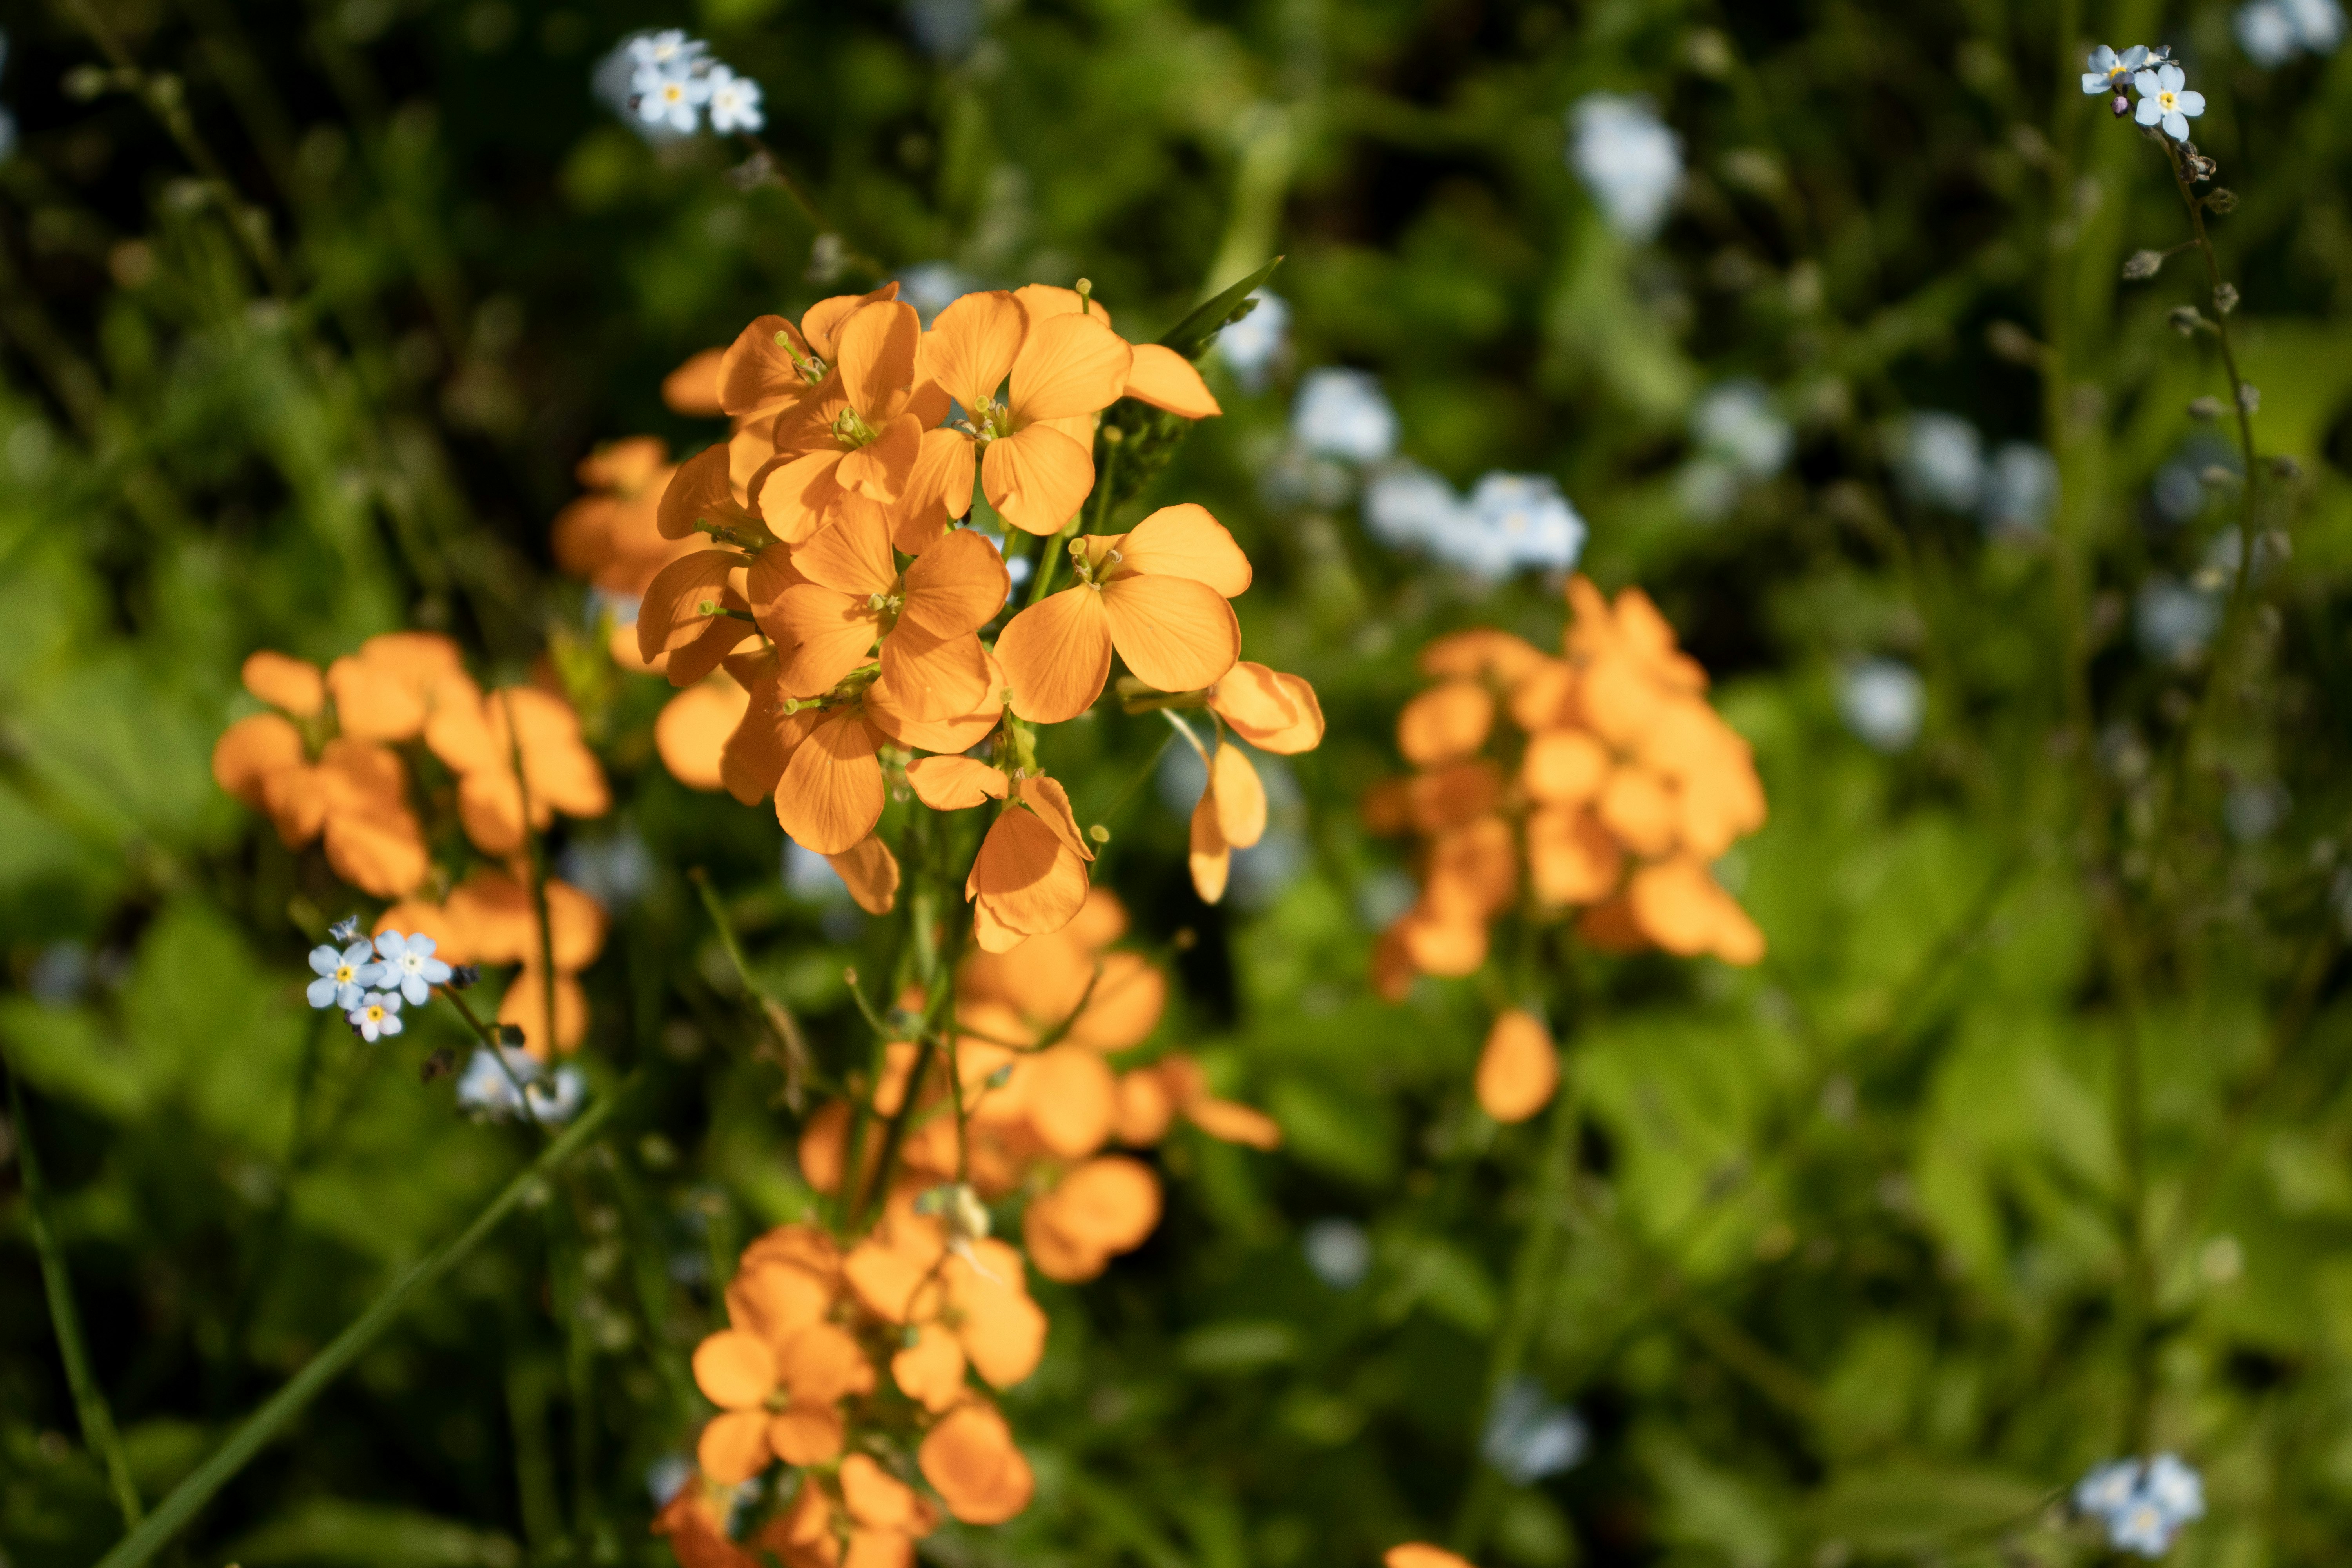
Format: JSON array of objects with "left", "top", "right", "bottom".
[
  {"left": 2134, "top": 63, "right": 2207, "bottom": 141},
  {"left": 307, "top": 941, "right": 382, "bottom": 1011},
  {"left": 769, "top": 511, "right": 1008, "bottom": 718},
  {"left": 995, "top": 503, "right": 1250, "bottom": 722},
  {"left": 760, "top": 298, "right": 940, "bottom": 543},
  {"left": 1186, "top": 738, "right": 1266, "bottom": 905}
]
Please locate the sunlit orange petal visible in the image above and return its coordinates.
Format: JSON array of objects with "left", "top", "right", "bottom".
[
  {"left": 718, "top": 314, "right": 810, "bottom": 414},
  {"left": 693, "top": 1329, "right": 777, "bottom": 1410},
  {"left": 726, "top": 1258, "right": 832, "bottom": 1346},
  {"left": 1183, "top": 1097, "right": 1282, "bottom": 1149},
  {"left": 916, "top": 290, "right": 1025, "bottom": 411},
  {"left": 696, "top": 1409, "right": 772, "bottom": 1486},
  {"left": 982, "top": 422, "right": 1096, "bottom": 536},
  {"left": 803, "top": 282, "right": 902, "bottom": 361},
  {"left": 1527, "top": 806, "right": 1622, "bottom": 906},
  {"left": 836, "top": 299, "right": 922, "bottom": 417},
  {"left": 1523, "top": 728, "right": 1611, "bottom": 806},
  {"left": 1101, "top": 574, "right": 1240, "bottom": 695},
  {"left": 1188, "top": 786, "right": 1230, "bottom": 905},
  {"left": 768, "top": 1403, "right": 844, "bottom": 1466},
  {"left": 1009, "top": 310, "right": 1132, "bottom": 422},
  {"left": 891, "top": 1325, "right": 968, "bottom": 1413},
  {"left": 663, "top": 347, "right": 726, "bottom": 416},
  {"left": 1119, "top": 343, "right": 1220, "bottom": 418},
  {"left": 967, "top": 809, "right": 1089, "bottom": 946},
  {"left": 1387, "top": 1544, "right": 1477, "bottom": 1568},
  {"left": 242, "top": 650, "right": 326, "bottom": 717},
  {"left": 827, "top": 833, "right": 900, "bottom": 915},
  {"left": 1014, "top": 773, "right": 1093, "bottom": 862},
  {"left": 907, "top": 756, "right": 1009, "bottom": 811},
  {"left": 1025, "top": 1045, "right": 1116, "bottom": 1159},
  {"left": 657, "top": 681, "right": 751, "bottom": 791},
  {"left": 840, "top": 1454, "right": 922, "bottom": 1532},
  {"left": 900, "top": 528, "right": 1010, "bottom": 638},
  {"left": 1113, "top": 503, "right": 1252, "bottom": 597},
  {"left": 878, "top": 625, "right": 990, "bottom": 720},
  {"left": 996, "top": 585, "right": 1114, "bottom": 723},
  {"left": 776, "top": 586, "right": 881, "bottom": 697},
  {"left": 637, "top": 550, "right": 744, "bottom": 664},
  {"left": 213, "top": 712, "right": 305, "bottom": 806},
  {"left": 944, "top": 1240, "right": 1046, "bottom": 1388},
  {"left": 1114, "top": 1069, "right": 1176, "bottom": 1143},
  {"left": 779, "top": 1321, "right": 877, "bottom": 1404},
  {"left": 1209, "top": 662, "right": 1323, "bottom": 753},
  {"left": 836, "top": 412, "right": 921, "bottom": 503},
  {"left": 1398, "top": 681, "right": 1495, "bottom": 765},
  {"left": 918, "top": 1403, "right": 1036, "bottom": 1526},
  {"left": 775, "top": 710, "right": 884, "bottom": 855},
  {"left": 657, "top": 443, "right": 756, "bottom": 541},
  {"left": 1597, "top": 766, "right": 1680, "bottom": 857},
  {"left": 1210, "top": 744, "right": 1266, "bottom": 849}
]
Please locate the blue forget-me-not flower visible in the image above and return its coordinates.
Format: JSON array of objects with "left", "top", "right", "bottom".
[
  {"left": 308, "top": 940, "right": 383, "bottom": 1012},
  {"left": 373, "top": 930, "right": 452, "bottom": 1006},
  {"left": 348, "top": 989, "right": 404, "bottom": 1043},
  {"left": 2134, "top": 64, "right": 2207, "bottom": 142}
]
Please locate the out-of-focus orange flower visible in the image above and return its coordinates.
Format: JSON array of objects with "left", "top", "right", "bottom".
[
  {"left": 241, "top": 650, "right": 325, "bottom": 718},
  {"left": 1021, "top": 1154, "right": 1161, "bottom": 1282},
  {"left": 1187, "top": 739, "right": 1266, "bottom": 905},
  {"left": 1009, "top": 283, "right": 1225, "bottom": 419},
  {"left": 656, "top": 679, "right": 753, "bottom": 792},
  {"left": 663, "top": 349, "right": 728, "bottom": 417},
  {"left": 1475, "top": 1009, "right": 1559, "bottom": 1123},
  {"left": 552, "top": 438, "right": 704, "bottom": 603},
  {"left": 768, "top": 512, "right": 1007, "bottom": 719},
  {"left": 995, "top": 503, "right": 1250, "bottom": 723},
  {"left": 918, "top": 1402, "right": 1036, "bottom": 1525},
  {"left": 326, "top": 632, "right": 475, "bottom": 743},
  {"left": 912, "top": 290, "right": 1134, "bottom": 537},
  {"left": 1368, "top": 574, "right": 1767, "bottom": 993},
  {"left": 426, "top": 684, "right": 612, "bottom": 857},
  {"left": 1387, "top": 1545, "right": 1480, "bottom": 1568}
]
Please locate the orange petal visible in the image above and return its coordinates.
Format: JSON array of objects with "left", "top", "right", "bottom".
[
  {"left": 1627, "top": 857, "right": 1764, "bottom": 965},
  {"left": 1013, "top": 773, "right": 1094, "bottom": 862},
  {"left": 1188, "top": 785, "right": 1230, "bottom": 905},
  {"left": 901, "top": 528, "right": 1010, "bottom": 639},
  {"left": 1064, "top": 952, "right": 1165, "bottom": 1050},
  {"left": 1209, "top": 744, "right": 1266, "bottom": 849},
  {"left": 718, "top": 314, "right": 813, "bottom": 414},
  {"left": 982, "top": 423, "right": 1096, "bottom": 537},
  {"left": 637, "top": 550, "right": 745, "bottom": 664},
  {"left": 1475, "top": 1009, "right": 1559, "bottom": 1124},
  {"left": 1421, "top": 629, "right": 1549, "bottom": 684},
  {"left": 1114, "top": 1069, "right": 1176, "bottom": 1143},
  {"left": 793, "top": 507, "right": 898, "bottom": 597},
  {"left": 1527, "top": 806, "right": 1622, "bottom": 906},
  {"left": 1012, "top": 283, "right": 1105, "bottom": 326},
  {"left": 878, "top": 625, "right": 990, "bottom": 721},
  {"left": 1101, "top": 574, "right": 1240, "bottom": 695},
  {"left": 1523, "top": 728, "right": 1611, "bottom": 806},
  {"left": 1597, "top": 766, "right": 1681, "bottom": 857},
  {"left": 693, "top": 1328, "right": 778, "bottom": 1410},
  {"left": 657, "top": 443, "right": 757, "bottom": 541},
  {"left": 1183, "top": 1097, "right": 1282, "bottom": 1149},
  {"left": 826, "top": 833, "right": 901, "bottom": 915},
  {"left": 967, "top": 808, "right": 1090, "bottom": 944},
  {"left": 1025, "top": 1045, "right": 1116, "bottom": 1158},
  {"left": 1026, "top": 1155, "right": 1160, "bottom": 1260},
  {"left": 804, "top": 282, "right": 903, "bottom": 361},
  {"left": 1209, "top": 663, "right": 1323, "bottom": 753},
  {"left": 1387, "top": 1546, "right": 1478, "bottom": 1568},
  {"left": 496, "top": 966, "right": 589, "bottom": 1058},
  {"left": 836, "top": 299, "right": 922, "bottom": 418},
  {"left": 891, "top": 1325, "right": 969, "bottom": 1412},
  {"left": 657, "top": 681, "right": 751, "bottom": 792},
  {"left": 696, "top": 1409, "right": 773, "bottom": 1486},
  {"left": 754, "top": 450, "right": 850, "bottom": 546},
  {"left": 944, "top": 1240, "right": 1046, "bottom": 1388},
  {"left": 918, "top": 1403, "right": 1036, "bottom": 1526},
  {"left": 323, "top": 810, "right": 431, "bottom": 897},
  {"left": 917, "top": 291, "right": 1024, "bottom": 411},
  {"left": 840, "top": 1454, "right": 922, "bottom": 1532},
  {"left": 663, "top": 347, "right": 727, "bottom": 416},
  {"left": 996, "top": 586, "right": 1114, "bottom": 724},
  {"left": 1009, "top": 311, "right": 1132, "bottom": 422},
  {"left": 775, "top": 710, "right": 884, "bottom": 855},
  {"left": 779, "top": 1321, "right": 878, "bottom": 1403},
  {"left": 1113, "top": 503, "right": 1251, "bottom": 597},
  {"left": 242, "top": 650, "right": 325, "bottom": 717},
  {"left": 836, "top": 412, "right": 921, "bottom": 503},
  {"left": 906, "top": 427, "right": 977, "bottom": 533},
  {"left": 1398, "top": 681, "right": 1495, "bottom": 765},
  {"left": 907, "top": 755, "right": 1010, "bottom": 811},
  {"left": 776, "top": 585, "right": 881, "bottom": 697},
  {"left": 768, "top": 1403, "right": 844, "bottom": 1466},
  {"left": 725, "top": 1258, "right": 833, "bottom": 1346},
  {"left": 213, "top": 712, "right": 305, "bottom": 806},
  {"left": 1119, "top": 342, "right": 1221, "bottom": 418},
  {"left": 863, "top": 669, "right": 1004, "bottom": 754}
]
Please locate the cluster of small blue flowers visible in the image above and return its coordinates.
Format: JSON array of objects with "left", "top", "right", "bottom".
[
  {"left": 456, "top": 1045, "right": 587, "bottom": 1126},
  {"left": 2082, "top": 45, "right": 2207, "bottom": 142},
  {"left": 2075, "top": 1454, "right": 2206, "bottom": 1557},
  {"left": 594, "top": 29, "right": 764, "bottom": 141},
  {"left": 305, "top": 917, "right": 457, "bottom": 1042},
  {"left": 1480, "top": 1377, "right": 1588, "bottom": 1486}
]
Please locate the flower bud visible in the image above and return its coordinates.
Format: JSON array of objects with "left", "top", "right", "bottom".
[
  {"left": 449, "top": 964, "right": 481, "bottom": 990},
  {"left": 2204, "top": 187, "right": 2239, "bottom": 214},
  {"left": 2111, "top": 93, "right": 2131, "bottom": 117},
  {"left": 2213, "top": 282, "right": 2239, "bottom": 315},
  {"left": 2121, "top": 250, "right": 2164, "bottom": 281},
  {"left": 2186, "top": 396, "right": 2221, "bottom": 421}
]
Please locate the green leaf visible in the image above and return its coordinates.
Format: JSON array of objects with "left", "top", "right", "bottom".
[
  {"left": 1811, "top": 1463, "right": 2050, "bottom": 1553},
  {"left": 1156, "top": 256, "right": 1287, "bottom": 361},
  {"left": 226, "top": 1499, "right": 522, "bottom": 1567}
]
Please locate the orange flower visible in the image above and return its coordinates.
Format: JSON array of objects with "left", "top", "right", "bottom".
[
  {"left": 1475, "top": 1009, "right": 1559, "bottom": 1123},
  {"left": 1186, "top": 738, "right": 1266, "bottom": 905},
  {"left": 756, "top": 298, "right": 946, "bottom": 544},
  {"left": 325, "top": 632, "right": 474, "bottom": 742},
  {"left": 655, "top": 679, "right": 753, "bottom": 792},
  {"left": 425, "top": 684, "right": 612, "bottom": 856},
  {"left": 911, "top": 289, "right": 1134, "bottom": 537},
  {"left": 240, "top": 650, "right": 325, "bottom": 718},
  {"left": 1006, "top": 283, "right": 1225, "bottom": 419},
  {"left": 917, "top": 1401, "right": 1035, "bottom": 1525},
  {"left": 385, "top": 870, "right": 607, "bottom": 1057},
  {"left": 960, "top": 771, "right": 1096, "bottom": 953},
  {"left": 1148, "top": 1053, "right": 1282, "bottom": 1149},
  {"left": 211, "top": 673, "right": 432, "bottom": 898},
  {"left": 1021, "top": 1154, "right": 1162, "bottom": 1282},
  {"left": 1387, "top": 1546, "right": 1480, "bottom": 1568},
  {"left": 550, "top": 438, "right": 702, "bottom": 603},
  {"left": 956, "top": 887, "right": 1164, "bottom": 1050},
  {"left": 994, "top": 503, "right": 1250, "bottom": 723},
  {"left": 768, "top": 514, "right": 1008, "bottom": 719},
  {"left": 715, "top": 283, "right": 904, "bottom": 423},
  {"left": 634, "top": 549, "right": 761, "bottom": 686}
]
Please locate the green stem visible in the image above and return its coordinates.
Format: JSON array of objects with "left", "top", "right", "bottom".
[
  {"left": 690, "top": 867, "right": 817, "bottom": 1107},
  {"left": 6, "top": 1061, "right": 144, "bottom": 1530},
  {"left": 92, "top": 1080, "right": 628, "bottom": 1568}
]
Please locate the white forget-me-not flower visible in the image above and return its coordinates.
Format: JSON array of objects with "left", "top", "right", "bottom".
[
  {"left": 372, "top": 930, "right": 452, "bottom": 1007},
  {"left": 1215, "top": 291, "right": 1290, "bottom": 394},
  {"left": 705, "top": 64, "right": 764, "bottom": 134},
  {"left": 1292, "top": 368, "right": 1398, "bottom": 464},
  {"left": 2083, "top": 44, "right": 2152, "bottom": 94},
  {"left": 2134, "top": 64, "right": 2207, "bottom": 142},
  {"left": 457, "top": 1046, "right": 587, "bottom": 1125},
  {"left": 1463, "top": 472, "right": 1587, "bottom": 577},
  {"left": 1481, "top": 1378, "right": 1590, "bottom": 1485},
  {"left": 308, "top": 940, "right": 383, "bottom": 1012},
  {"left": 2076, "top": 1452, "right": 2205, "bottom": 1558},
  {"left": 1569, "top": 94, "right": 1683, "bottom": 242},
  {"left": 1898, "top": 412, "right": 1985, "bottom": 512},
  {"left": 1840, "top": 660, "right": 1927, "bottom": 753},
  {"left": 348, "top": 989, "right": 404, "bottom": 1043}
]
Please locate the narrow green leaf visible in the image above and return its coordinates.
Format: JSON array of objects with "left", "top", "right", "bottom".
[
  {"left": 1156, "top": 256, "right": 1286, "bottom": 361},
  {"left": 94, "top": 1080, "right": 631, "bottom": 1568}
]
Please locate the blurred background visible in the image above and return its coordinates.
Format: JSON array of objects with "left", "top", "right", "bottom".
[{"left": 7, "top": 0, "right": 2352, "bottom": 1564}]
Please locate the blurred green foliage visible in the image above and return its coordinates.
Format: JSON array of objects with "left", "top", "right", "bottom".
[{"left": 7, "top": 1, "right": 2352, "bottom": 1567}]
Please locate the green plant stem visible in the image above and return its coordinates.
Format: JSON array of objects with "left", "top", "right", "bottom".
[
  {"left": 1451, "top": 1056, "right": 1581, "bottom": 1557},
  {"left": 690, "top": 867, "right": 817, "bottom": 1107},
  {"left": 94, "top": 1079, "right": 628, "bottom": 1568},
  {"left": 442, "top": 985, "right": 550, "bottom": 1134},
  {"left": 6, "top": 1062, "right": 144, "bottom": 1530},
  {"left": 500, "top": 691, "right": 562, "bottom": 1073}
]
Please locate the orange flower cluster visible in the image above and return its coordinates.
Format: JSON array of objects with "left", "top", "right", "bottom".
[
  {"left": 662, "top": 889, "right": 1278, "bottom": 1557},
  {"left": 1367, "top": 575, "right": 1768, "bottom": 995},
  {"left": 557, "top": 279, "right": 1320, "bottom": 942},
  {"left": 209, "top": 632, "right": 613, "bottom": 1054}
]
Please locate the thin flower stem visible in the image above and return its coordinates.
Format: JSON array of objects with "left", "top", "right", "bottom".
[
  {"left": 733, "top": 132, "right": 882, "bottom": 276},
  {"left": 441, "top": 986, "right": 551, "bottom": 1134},
  {"left": 500, "top": 691, "right": 563, "bottom": 1076},
  {"left": 92, "top": 1078, "right": 628, "bottom": 1568},
  {"left": 5, "top": 1060, "right": 145, "bottom": 1530},
  {"left": 688, "top": 867, "right": 816, "bottom": 1107}
]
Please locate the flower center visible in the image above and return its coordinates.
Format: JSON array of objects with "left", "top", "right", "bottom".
[
  {"left": 960, "top": 397, "right": 1012, "bottom": 443},
  {"left": 2158, "top": 89, "right": 2176, "bottom": 111},
  {"left": 865, "top": 590, "right": 907, "bottom": 632},
  {"left": 365, "top": 1006, "right": 384, "bottom": 1022},
  {"left": 336, "top": 964, "right": 355, "bottom": 983},
  {"left": 831, "top": 406, "right": 880, "bottom": 448}
]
